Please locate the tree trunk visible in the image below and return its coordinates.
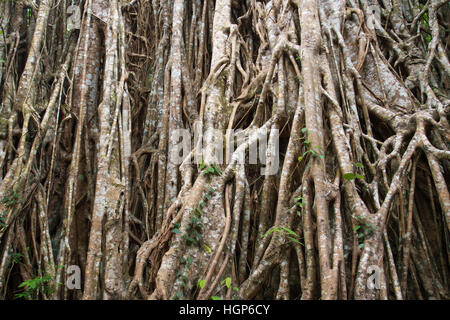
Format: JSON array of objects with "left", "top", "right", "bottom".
[{"left": 0, "top": 0, "right": 448, "bottom": 300}]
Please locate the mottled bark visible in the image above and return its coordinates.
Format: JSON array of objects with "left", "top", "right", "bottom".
[{"left": 0, "top": 0, "right": 448, "bottom": 301}]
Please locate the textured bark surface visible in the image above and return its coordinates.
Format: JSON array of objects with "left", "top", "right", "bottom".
[{"left": 0, "top": 0, "right": 448, "bottom": 300}]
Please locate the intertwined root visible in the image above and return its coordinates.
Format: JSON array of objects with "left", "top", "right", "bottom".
[{"left": 0, "top": 0, "right": 448, "bottom": 300}]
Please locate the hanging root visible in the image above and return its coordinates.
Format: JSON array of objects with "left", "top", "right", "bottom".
[{"left": 0, "top": 0, "right": 448, "bottom": 300}]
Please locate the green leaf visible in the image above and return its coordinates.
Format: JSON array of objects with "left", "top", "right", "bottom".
[
  {"left": 183, "top": 234, "right": 195, "bottom": 244},
  {"left": 203, "top": 244, "right": 212, "bottom": 254},
  {"left": 15, "top": 292, "right": 29, "bottom": 299},
  {"left": 288, "top": 237, "right": 304, "bottom": 246},
  {"left": 343, "top": 173, "right": 356, "bottom": 180},
  {"left": 353, "top": 225, "right": 361, "bottom": 231},
  {"left": 29, "top": 280, "right": 37, "bottom": 289},
  {"left": 263, "top": 227, "right": 279, "bottom": 238},
  {"left": 212, "top": 165, "right": 222, "bottom": 175},
  {"left": 12, "top": 253, "right": 23, "bottom": 263},
  {"left": 199, "top": 159, "right": 206, "bottom": 170},
  {"left": 358, "top": 243, "right": 364, "bottom": 249},
  {"left": 366, "top": 222, "right": 375, "bottom": 230},
  {"left": 281, "top": 226, "right": 298, "bottom": 237},
  {"left": 356, "top": 174, "right": 365, "bottom": 180},
  {"left": 197, "top": 279, "right": 206, "bottom": 289},
  {"left": 355, "top": 162, "right": 364, "bottom": 169},
  {"left": 224, "top": 277, "right": 231, "bottom": 289},
  {"left": 211, "top": 296, "right": 222, "bottom": 300}
]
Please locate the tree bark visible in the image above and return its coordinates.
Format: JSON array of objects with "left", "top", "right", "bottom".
[{"left": 0, "top": 0, "right": 448, "bottom": 300}]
